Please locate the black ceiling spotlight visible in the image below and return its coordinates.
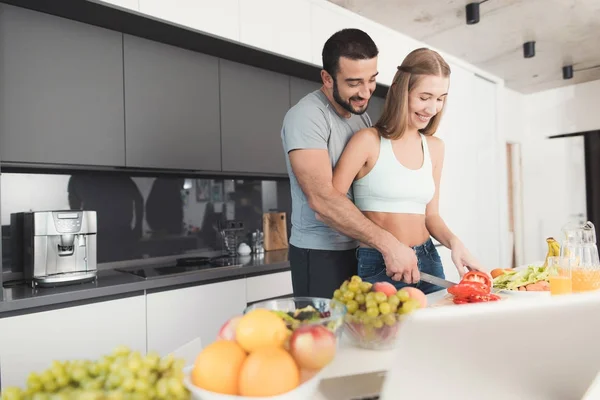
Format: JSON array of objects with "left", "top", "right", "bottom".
[
  {"left": 563, "top": 65, "right": 574, "bottom": 80},
  {"left": 523, "top": 41, "right": 535, "bottom": 58},
  {"left": 466, "top": 2, "right": 480, "bottom": 24}
]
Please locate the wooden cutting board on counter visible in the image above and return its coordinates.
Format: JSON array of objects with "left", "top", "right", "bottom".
[{"left": 262, "top": 212, "right": 288, "bottom": 251}]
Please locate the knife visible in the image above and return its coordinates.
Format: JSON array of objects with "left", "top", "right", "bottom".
[{"left": 419, "top": 272, "right": 457, "bottom": 289}]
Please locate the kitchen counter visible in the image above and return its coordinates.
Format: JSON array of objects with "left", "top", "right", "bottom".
[{"left": 0, "top": 250, "right": 290, "bottom": 317}]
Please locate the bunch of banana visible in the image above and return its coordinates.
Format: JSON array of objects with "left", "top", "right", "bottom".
[{"left": 543, "top": 237, "right": 561, "bottom": 267}]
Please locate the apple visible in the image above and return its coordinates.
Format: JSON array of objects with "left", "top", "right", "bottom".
[
  {"left": 289, "top": 325, "right": 337, "bottom": 370},
  {"left": 402, "top": 287, "right": 427, "bottom": 308},
  {"left": 374, "top": 281, "right": 397, "bottom": 297},
  {"left": 217, "top": 315, "right": 242, "bottom": 341}
]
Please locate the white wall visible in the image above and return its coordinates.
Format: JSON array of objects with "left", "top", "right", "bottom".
[{"left": 516, "top": 81, "right": 597, "bottom": 263}]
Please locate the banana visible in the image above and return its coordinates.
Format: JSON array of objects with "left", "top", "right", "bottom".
[{"left": 543, "top": 237, "right": 561, "bottom": 267}]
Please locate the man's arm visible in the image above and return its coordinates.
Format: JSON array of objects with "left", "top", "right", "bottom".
[
  {"left": 289, "top": 148, "right": 391, "bottom": 250},
  {"left": 289, "top": 149, "right": 419, "bottom": 283}
]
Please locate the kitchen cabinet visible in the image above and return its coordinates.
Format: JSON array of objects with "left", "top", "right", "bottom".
[
  {"left": 0, "top": 5, "right": 125, "bottom": 166},
  {"left": 0, "top": 295, "right": 146, "bottom": 388},
  {"left": 146, "top": 279, "right": 247, "bottom": 356},
  {"left": 123, "top": 35, "right": 221, "bottom": 171},
  {"left": 220, "top": 60, "right": 290, "bottom": 174},
  {"left": 246, "top": 271, "right": 293, "bottom": 304},
  {"left": 290, "top": 77, "right": 322, "bottom": 107}
]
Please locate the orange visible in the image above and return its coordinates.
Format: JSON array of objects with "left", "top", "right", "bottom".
[
  {"left": 235, "top": 309, "right": 289, "bottom": 352},
  {"left": 191, "top": 340, "right": 247, "bottom": 395},
  {"left": 239, "top": 346, "right": 300, "bottom": 396},
  {"left": 491, "top": 268, "right": 513, "bottom": 279}
]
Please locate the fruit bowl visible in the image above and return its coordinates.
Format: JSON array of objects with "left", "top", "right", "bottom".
[
  {"left": 343, "top": 313, "right": 406, "bottom": 350},
  {"left": 333, "top": 277, "right": 426, "bottom": 350},
  {"left": 244, "top": 297, "right": 347, "bottom": 338},
  {"left": 183, "top": 365, "right": 326, "bottom": 400}
]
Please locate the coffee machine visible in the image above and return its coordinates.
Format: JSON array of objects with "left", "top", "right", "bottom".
[{"left": 16, "top": 211, "right": 97, "bottom": 287}]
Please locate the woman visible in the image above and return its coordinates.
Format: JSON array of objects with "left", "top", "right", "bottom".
[{"left": 332, "top": 48, "right": 483, "bottom": 294}]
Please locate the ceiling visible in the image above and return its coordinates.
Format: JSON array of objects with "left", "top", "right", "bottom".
[{"left": 327, "top": 0, "right": 600, "bottom": 94}]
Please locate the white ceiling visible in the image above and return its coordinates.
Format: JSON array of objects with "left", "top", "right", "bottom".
[{"left": 327, "top": 0, "right": 600, "bottom": 94}]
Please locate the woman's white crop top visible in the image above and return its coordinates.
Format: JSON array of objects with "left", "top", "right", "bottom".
[{"left": 352, "top": 134, "right": 435, "bottom": 215}]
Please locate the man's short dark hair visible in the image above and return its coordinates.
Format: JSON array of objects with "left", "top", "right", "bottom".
[{"left": 321, "top": 28, "right": 379, "bottom": 79}]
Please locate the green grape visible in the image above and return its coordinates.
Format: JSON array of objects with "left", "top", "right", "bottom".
[
  {"left": 389, "top": 303, "right": 398, "bottom": 314},
  {"left": 351, "top": 275, "right": 362, "bottom": 284},
  {"left": 378, "top": 302, "right": 392, "bottom": 315},
  {"left": 359, "top": 281, "right": 372, "bottom": 293},
  {"left": 1, "top": 346, "right": 190, "bottom": 400},
  {"left": 347, "top": 281, "right": 360, "bottom": 293},
  {"left": 345, "top": 299, "right": 359, "bottom": 314},
  {"left": 372, "top": 317, "right": 384, "bottom": 329},
  {"left": 387, "top": 294, "right": 401, "bottom": 307},
  {"left": 0, "top": 387, "right": 24, "bottom": 400},
  {"left": 382, "top": 313, "right": 397, "bottom": 326},
  {"left": 340, "top": 280, "right": 349, "bottom": 290},
  {"left": 365, "top": 299, "right": 377, "bottom": 310},
  {"left": 365, "top": 292, "right": 376, "bottom": 302},
  {"left": 333, "top": 289, "right": 342, "bottom": 300},
  {"left": 342, "top": 290, "right": 355, "bottom": 301},
  {"left": 354, "top": 309, "right": 365, "bottom": 319},
  {"left": 366, "top": 306, "right": 379, "bottom": 318},
  {"left": 374, "top": 292, "right": 387, "bottom": 304},
  {"left": 396, "top": 288, "right": 410, "bottom": 302},
  {"left": 354, "top": 293, "right": 366, "bottom": 305},
  {"left": 399, "top": 298, "right": 421, "bottom": 314}
]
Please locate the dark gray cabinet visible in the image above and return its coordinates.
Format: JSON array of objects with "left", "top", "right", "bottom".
[
  {"left": 367, "top": 96, "right": 386, "bottom": 126},
  {"left": 290, "top": 77, "right": 321, "bottom": 107},
  {"left": 0, "top": 5, "right": 125, "bottom": 166},
  {"left": 219, "top": 60, "right": 290, "bottom": 174},
  {"left": 123, "top": 35, "right": 221, "bottom": 171}
]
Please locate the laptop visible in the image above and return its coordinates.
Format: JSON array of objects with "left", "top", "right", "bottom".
[
  {"left": 319, "top": 292, "right": 600, "bottom": 400},
  {"left": 378, "top": 292, "right": 600, "bottom": 400}
]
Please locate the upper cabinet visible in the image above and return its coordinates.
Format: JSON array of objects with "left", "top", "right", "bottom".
[
  {"left": 220, "top": 60, "right": 290, "bottom": 174},
  {"left": 290, "top": 77, "right": 322, "bottom": 108},
  {"left": 0, "top": 5, "right": 125, "bottom": 166},
  {"left": 123, "top": 35, "right": 221, "bottom": 171}
]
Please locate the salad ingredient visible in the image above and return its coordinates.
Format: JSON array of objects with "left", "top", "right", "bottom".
[{"left": 492, "top": 265, "right": 550, "bottom": 291}]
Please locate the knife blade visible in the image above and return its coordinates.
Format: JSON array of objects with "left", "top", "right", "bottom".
[{"left": 419, "top": 272, "right": 457, "bottom": 289}]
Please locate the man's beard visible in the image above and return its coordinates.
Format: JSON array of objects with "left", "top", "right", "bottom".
[{"left": 332, "top": 79, "right": 369, "bottom": 116}]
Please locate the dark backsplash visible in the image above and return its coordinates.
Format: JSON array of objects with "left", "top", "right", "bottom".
[{"left": 1, "top": 172, "right": 291, "bottom": 272}]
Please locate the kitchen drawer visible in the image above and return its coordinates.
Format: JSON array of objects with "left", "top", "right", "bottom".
[{"left": 246, "top": 271, "right": 293, "bottom": 304}]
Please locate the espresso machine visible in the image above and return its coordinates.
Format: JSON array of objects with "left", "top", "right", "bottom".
[{"left": 15, "top": 210, "right": 97, "bottom": 287}]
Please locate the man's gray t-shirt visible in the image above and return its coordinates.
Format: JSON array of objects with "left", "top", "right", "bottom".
[{"left": 281, "top": 89, "right": 372, "bottom": 251}]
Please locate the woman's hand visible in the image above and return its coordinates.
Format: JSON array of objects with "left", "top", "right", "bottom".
[{"left": 450, "top": 239, "right": 484, "bottom": 277}]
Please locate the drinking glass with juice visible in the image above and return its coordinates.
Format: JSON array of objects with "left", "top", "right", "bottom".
[{"left": 547, "top": 257, "right": 572, "bottom": 295}]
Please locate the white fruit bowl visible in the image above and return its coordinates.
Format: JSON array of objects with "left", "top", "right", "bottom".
[{"left": 183, "top": 365, "right": 326, "bottom": 400}]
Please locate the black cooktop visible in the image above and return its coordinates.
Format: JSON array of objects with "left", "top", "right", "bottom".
[{"left": 115, "top": 255, "right": 242, "bottom": 279}]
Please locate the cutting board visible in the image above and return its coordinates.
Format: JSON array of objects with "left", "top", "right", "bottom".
[{"left": 263, "top": 212, "right": 288, "bottom": 251}]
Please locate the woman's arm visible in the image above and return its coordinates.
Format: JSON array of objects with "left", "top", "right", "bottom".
[
  {"left": 332, "top": 128, "right": 378, "bottom": 194},
  {"left": 424, "top": 137, "right": 459, "bottom": 249}
]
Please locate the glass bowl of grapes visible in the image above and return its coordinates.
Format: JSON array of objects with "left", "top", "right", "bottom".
[
  {"left": 333, "top": 276, "right": 425, "bottom": 350},
  {"left": 244, "top": 297, "right": 347, "bottom": 338}
]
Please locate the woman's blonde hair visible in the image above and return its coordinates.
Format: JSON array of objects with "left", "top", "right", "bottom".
[{"left": 374, "top": 48, "right": 451, "bottom": 140}]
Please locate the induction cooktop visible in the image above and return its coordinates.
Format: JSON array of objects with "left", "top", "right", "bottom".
[{"left": 115, "top": 254, "right": 243, "bottom": 279}]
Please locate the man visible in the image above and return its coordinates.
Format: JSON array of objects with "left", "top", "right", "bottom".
[{"left": 281, "top": 28, "right": 419, "bottom": 298}]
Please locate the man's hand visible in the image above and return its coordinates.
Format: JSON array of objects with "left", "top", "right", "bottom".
[
  {"left": 450, "top": 239, "right": 485, "bottom": 277},
  {"left": 382, "top": 240, "right": 420, "bottom": 284}
]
